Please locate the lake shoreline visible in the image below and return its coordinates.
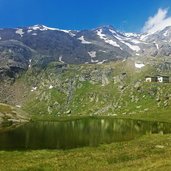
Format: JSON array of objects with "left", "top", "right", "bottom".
[
  {"left": 31, "top": 112, "right": 171, "bottom": 124},
  {"left": 1, "top": 117, "right": 171, "bottom": 151},
  {"left": 1, "top": 114, "right": 171, "bottom": 170}
]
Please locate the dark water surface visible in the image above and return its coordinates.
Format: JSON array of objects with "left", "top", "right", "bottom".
[{"left": 0, "top": 118, "right": 171, "bottom": 150}]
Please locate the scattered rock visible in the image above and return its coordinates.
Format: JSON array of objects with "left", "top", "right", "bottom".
[
  {"left": 66, "top": 110, "right": 71, "bottom": 114},
  {"left": 144, "top": 108, "right": 149, "bottom": 112},
  {"left": 155, "top": 145, "right": 164, "bottom": 149},
  {"left": 136, "top": 106, "right": 141, "bottom": 109},
  {"left": 134, "top": 81, "right": 141, "bottom": 90}
]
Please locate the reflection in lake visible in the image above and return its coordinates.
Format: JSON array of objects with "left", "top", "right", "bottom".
[{"left": 0, "top": 118, "right": 171, "bottom": 150}]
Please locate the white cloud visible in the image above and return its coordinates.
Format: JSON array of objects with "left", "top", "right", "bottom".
[{"left": 142, "top": 8, "right": 171, "bottom": 34}]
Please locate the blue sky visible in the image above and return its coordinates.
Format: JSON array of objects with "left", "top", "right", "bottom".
[{"left": 0, "top": 0, "right": 171, "bottom": 33}]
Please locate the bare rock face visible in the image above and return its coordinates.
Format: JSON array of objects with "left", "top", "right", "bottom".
[
  {"left": 134, "top": 82, "right": 141, "bottom": 90},
  {"left": 0, "top": 40, "right": 34, "bottom": 80},
  {"left": 0, "top": 103, "right": 29, "bottom": 127},
  {"left": 1, "top": 24, "right": 171, "bottom": 82},
  {"left": 140, "top": 26, "right": 171, "bottom": 57}
]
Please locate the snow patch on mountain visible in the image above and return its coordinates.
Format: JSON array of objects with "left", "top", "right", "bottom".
[
  {"left": 97, "top": 60, "right": 107, "bottom": 64},
  {"left": 124, "top": 33, "right": 140, "bottom": 38},
  {"left": 114, "top": 34, "right": 140, "bottom": 52},
  {"left": 59, "top": 56, "right": 64, "bottom": 63},
  {"left": 91, "top": 59, "right": 99, "bottom": 63},
  {"left": 155, "top": 43, "right": 159, "bottom": 49},
  {"left": 78, "top": 36, "right": 91, "bottom": 44},
  {"left": 68, "top": 32, "right": 76, "bottom": 37},
  {"left": 109, "top": 29, "right": 116, "bottom": 34},
  {"left": 129, "top": 39, "right": 141, "bottom": 44},
  {"left": 27, "top": 30, "right": 32, "bottom": 33},
  {"left": 124, "top": 42, "right": 140, "bottom": 52},
  {"left": 88, "top": 51, "right": 96, "bottom": 58},
  {"left": 96, "top": 29, "right": 121, "bottom": 49},
  {"left": 140, "top": 34, "right": 149, "bottom": 41},
  {"left": 99, "top": 50, "right": 106, "bottom": 53},
  {"left": 28, "top": 25, "right": 75, "bottom": 37},
  {"left": 135, "top": 63, "right": 145, "bottom": 69},
  {"left": 29, "top": 25, "right": 57, "bottom": 31},
  {"left": 32, "top": 33, "right": 37, "bottom": 36},
  {"left": 59, "top": 29, "right": 76, "bottom": 36},
  {"left": 16, "top": 29, "right": 24, "bottom": 37},
  {"left": 111, "top": 30, "right": 142, "bottom": 45},
  {"left": 28, "top": 59, "right": 32, "bottom": 68},
  {"left": 163, "top": 30, "right": 168, "bottom": 37}
]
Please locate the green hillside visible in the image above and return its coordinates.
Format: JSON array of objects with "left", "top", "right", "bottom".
[
  {"left": 1, "top": 57, "right": 171, "bottom": 121},
  {"left": 0, "top": 103, "right": 29, "bottom": 127}
]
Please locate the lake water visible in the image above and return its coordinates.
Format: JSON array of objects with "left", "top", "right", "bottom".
[{"left": 0, "top": 118, "right": 171, "bottom": 150}]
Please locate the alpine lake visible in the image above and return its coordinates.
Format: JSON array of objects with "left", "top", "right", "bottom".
[{"left": 0, "top": 117, "right": 171, "bottom": 150}]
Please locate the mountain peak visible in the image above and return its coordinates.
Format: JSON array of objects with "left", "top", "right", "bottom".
[
  {"left": 96, "top": 25, "right": 116, "bottom": 31},
  {"left": 28, "top": 24, "right": 58, "bottom": 31}
]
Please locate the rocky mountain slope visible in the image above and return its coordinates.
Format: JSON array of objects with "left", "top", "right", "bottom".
[
  {"left": 1, "top": 56, "right": 171, "bottom": 117},
  {"left": 1, "top": 25, "right": 171, "bottom": 117},
  {"left": 0, "top": 25, "right": 171, "bottom": 64},
  {"left": 1, "top": 24, "right": 171, "bottom": 80},
  {"left": 0, "top": 103, "right": 29, "bottom": 127}
]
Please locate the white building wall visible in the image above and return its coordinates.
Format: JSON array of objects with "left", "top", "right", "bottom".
[
  {"left": 145, "top": 78, "right": 152, "bottom": 82},
  {"left": 157, "top": 77, "right": 163, "bottom": 82}
]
